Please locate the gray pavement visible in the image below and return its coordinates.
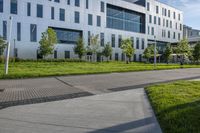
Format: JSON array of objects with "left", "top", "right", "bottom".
[
  {"left": 0, "top": 88, "right": 162, "bottom": 133},
  {"left": 0, "top": 68, "right": 200, "bottom": 108}
]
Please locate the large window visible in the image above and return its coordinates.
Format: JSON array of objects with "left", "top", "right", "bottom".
[
  {"left": 60, "top": 8, "right": 65, "bottom": 21},
  {"left": 0, "top": 0, "right": 3, "bottom": 13},
  {"left": 51, "top": 27, "right": 82, "bottom": 44},
  {"left": 10, "top": 0, "right": 17, "bottom": 14},
  {"left": 30, "top": 24, "right": 37, "bottom": 42},
  {"left": 107, "top": 4, "right": 145, "bottom": 33},
  {"left": 101, "top": 1, "right": 104, "bottom": 12},
  {"left": 37, "top": 4, "right": 43, "bottom": 18}
]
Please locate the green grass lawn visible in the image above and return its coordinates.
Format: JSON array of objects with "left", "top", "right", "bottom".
[
  {"left": 146, "top": 81, "right": 200, "bottom": 133},
  {"left": 0, "top": 61, "right": 199, "bottom": 79}
]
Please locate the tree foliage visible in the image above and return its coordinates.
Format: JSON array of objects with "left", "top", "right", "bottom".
[
  {"left": 0, "top": 36, "right": 6, "bottom": 56},
  {"left": 176, "top": 38, "right": 191, "bottom": 58},
  {"left": 120, "top": 38, "right": 135, "bottom": 64},
  {"left": 102, "top": 42, "right": 113, "bottom": 61},
  {"left": 192, "top": 42, "right": 200, "bottom": 63},
  {"left": 39, "top": 28, "right": 57, "bottom": 58},
  {"left": 74, "top": 38, "right": 86, "bottom": 59},
  {"left": 87, "top": 34, "right": 100, "bottom": 62},
  {"left": 143, "top": 45, "right": 155, "bottom": 62},
  {"left": 163, "top": 44, "right": 172, "bottom": 64}
]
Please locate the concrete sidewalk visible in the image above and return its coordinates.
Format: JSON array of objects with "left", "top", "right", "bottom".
[{"left": 0, "top": 88, "right": 162, "bottom": 133}]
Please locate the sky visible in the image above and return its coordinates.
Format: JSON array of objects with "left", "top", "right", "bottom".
[{"left": 159, "top": 0, "right": 200, "bottom": 30}]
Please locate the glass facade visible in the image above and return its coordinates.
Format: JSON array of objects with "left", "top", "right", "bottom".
[
  {"left": 107, "top": 4, "right": 145, "bottom": 33},
  {"left": 0, "top": 0, "right": 3, "bottom": 12},
  {"left": 10, "top": 0, "right": 17, "bottom": 14},
  {"left": 51, "top": 27, "right": 82, "bottom": 44}
]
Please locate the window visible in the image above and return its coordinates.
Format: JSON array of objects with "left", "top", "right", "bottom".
[
  {"left": 118, "top": 35, "right": 122, "bottom": 48},
  {"left": 168, "top": 10, "right": 170, "bottom": 17},
  {"left": 131, "top": 37, "right": 134, "bottom": 48},
  {"left": 154, "top": 16, "right": 156, "bottom": 24},
  {"left": 51, "top": 7, "right": 54, "bottom": 19},
  {"left": 88, "top": 31, "right": 91, "bottom": 45},
  {"left": 163, "top": 19, "right": 165, "bottom": 27},
  {"left": 168, "top": 31, "right": 170, "bottom": 38},
  {"left": 178, "top": 33, "right": 181, "bottom": 40},
  {"left": 88, "top": 14, "right": 93, "bottom": 25},
  {"left": 158, "top": 17, "right": 161, "bottom": 25},
  {"left": 27, "top": 2, "right": 31, "bottom": 16},
  {"left": 67, "top": 0, "right": 70, "bottom": 5},
  {"left": 180, "top": 24, "right": 182, "bottom": 31},
  {"left": 100, "top": 33, "right": 104, "bottom": 46},
  {"left": 164, "top": 9, "right": 167, "bottom": 16},
  {"left": 0, "top": 0, "right": 3, "bottom": 12},
  {"left": 151, "top": 27, "right": 154, "bottom": 35},
  {"left": 17, "top": 22, "right": 21, "bottom": 41},
  {"left": 166, "top": 20, "right": 168, "bottom": 27},
  {"left": 101, "top": 1, "right": 104, "bottom": 12},
  {"left": 74, "top": 11, "right": 80, "bottom": 23},
  {"left": 54, "top": 50, "right": 57, "bottom": 59},
  {"left": 173, "top": 32, "right": 176, "bottom": 39},
  {"left": 97, "top": 16, "right": 101, "bottom": 27},
  {"left": 178, "top": 14, "right": 181, "bottom": 20},
  {"left": 111, "top": 34, "right": 115, "bottom": 47},
  {"left": 75, "top": 0, "right": 80, "bottom": 7},
  {"left": 115, "top": 53, "right": 119, "bottom": 61},
  {"left": 136, "top": 38, "right": 139, "bottom": 49},
  {"left": 147, "top": 2, "right": 150, "bottom": 11},
  {"left": 156, "top": 6, "right": 159, "bottom": 14},
  {"left": 30, "top": 24, "right": 37, "bottom": 42},
  {"left": 173, "top": 12, "right": 176, "bottom": 19},
  {"left": 65, "top": 51, "right": 70, "bottom": 59},
  {"left": 148, "top": 26, "right": 150, "bottom": 35},
  {"left": 37, "top": 4, "right": 43, "bottom": 18},
  {"left": 51, "top": 27, "right": 82, "bottom": 44},
  {"left": 149, "top": 15, "right": 152, "bottom": 23},
  {"left": 3, "top": 21, "right": 7, "bottom": 40},
  {"left": 54, "top": 0, "right": 60, "bottom": 2},
  {"left": 10, "top": 0, "right": 17, "bottom": 14},
  {"left": 107, "top": 4, "right": 145, "bottom": 33},
  {"left": 86, "top": 0, "right": 89, "bottom": 9},
  {"left": 60, "top": 8, "right": 65, "bottom": 21},
  {"left": 142, "top": 39, "right": 145, "bottom": 49}
]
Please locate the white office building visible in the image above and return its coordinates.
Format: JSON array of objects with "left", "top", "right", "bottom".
[{"left": 0, "top": 0, "right": 183, "bottom": 61}]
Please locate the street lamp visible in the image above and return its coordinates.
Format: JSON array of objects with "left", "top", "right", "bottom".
[
  {"left": 154, "top": 35, "right": 157, "bottom": 69},
  {"left": 5, "top": 16, "right": 13, "bottom": 75}
]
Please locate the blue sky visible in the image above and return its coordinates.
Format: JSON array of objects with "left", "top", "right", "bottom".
[{"left": 159, "top": 0, "right": 200, "bottom": 29}]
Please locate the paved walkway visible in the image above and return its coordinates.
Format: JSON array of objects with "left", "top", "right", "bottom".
[
  {"left": 0, "top": 89, "right": 162, "bottom": 133},
  {"left": 0, "top": 68, "right": 200, "bottom": 108}
]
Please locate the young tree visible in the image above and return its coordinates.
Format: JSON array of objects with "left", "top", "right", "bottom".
[
  {"left": 0, "top": 36, "right": 6, "bottom": 56},
  {"left": 176, "top": 38, "right": 191, "bottom": 64},
  {"left": 87, "top": 34, "right": 100, "bottom": 62},
  {"left": 74, "top": 38, "right": 86, "bottom": 59},
  {"left": 39, "top": 28, "right": 57, "bottom": 58},
  {"left": 143, "top": 45, "right": 155, "bottom": 63},
  {"left": 192, "top": 42, "right": 200, "bottom": 64},
  {"left": 102, "top": 42, "right": 113, "bottom": 62},
  {"left": 163, "top": 44, "right": 172, "bottom": 64},
  {"left": 120, "top": 38, "right": 135, "bottom": 64}
]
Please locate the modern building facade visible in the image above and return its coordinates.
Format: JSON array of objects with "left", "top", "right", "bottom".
[
  {"left": 0, "top": 0, "right": 183, "bottom": 61},
  {"left": 183, "top": 25, "right": 200, "bottom": 46}
]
